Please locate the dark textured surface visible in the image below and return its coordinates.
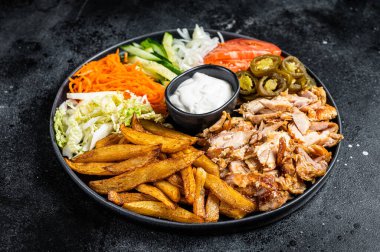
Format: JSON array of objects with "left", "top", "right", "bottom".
[{"left": 1, "top": 0, "right": 379, "bottom": 251}]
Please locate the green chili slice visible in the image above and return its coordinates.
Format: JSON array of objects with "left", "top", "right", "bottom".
[
  {"left": 237, "top": 71, "right": 257, "bottom": 95},
  {"left": 257, "top": 73, "right": 287, "bottom": 97},
  {"left": 281, "top": 56, "right": 306, "bottom": 78},
  {"left": 250, "top": 55, "right": 282, "bottom": 77}
]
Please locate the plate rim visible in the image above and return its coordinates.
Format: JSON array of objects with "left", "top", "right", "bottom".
[{"left": 49, "top": 29, "right": 342, "bottom": 232}]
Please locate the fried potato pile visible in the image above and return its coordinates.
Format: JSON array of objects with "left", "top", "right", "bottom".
[{"left": 66, "top": 118, "right": 257, "bottom": 223}]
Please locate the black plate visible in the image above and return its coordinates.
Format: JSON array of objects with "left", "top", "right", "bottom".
[{"left": 49, "top": 29, "right": 342, "bottom": 234}]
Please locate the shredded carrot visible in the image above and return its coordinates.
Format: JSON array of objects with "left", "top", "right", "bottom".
[{"left": 68, "top": 50, "right": 167, "bottom": 114}]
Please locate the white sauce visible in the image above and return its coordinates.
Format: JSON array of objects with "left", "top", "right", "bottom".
[{"left": 170, "top": 72, "right": 233, "bottom": 114}]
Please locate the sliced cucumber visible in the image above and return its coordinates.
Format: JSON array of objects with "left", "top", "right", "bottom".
[
  {"left": 141, "top": 38, "right": 168, "bottom": 58},
  {"left": 159, "top": 60, "right": 182, "bottom": 75},
  {"left": 120, "top": 45, "right": 160, "bottom": 61},
  {"left": 144, "top": 47, "right": 154, "bottom": 53},
  {"left": 132, "top": 42, "right": 143, "bottom": 49},
  {"left": 128, "top": 56, "right": 177, "bottom": 81},
  {"left": 162, "top": 32, "right": 178, "bottom": 67}
]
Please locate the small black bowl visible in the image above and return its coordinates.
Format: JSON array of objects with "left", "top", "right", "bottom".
[{"left": 165, "top": 64, "right": 240, "bottom": 133}]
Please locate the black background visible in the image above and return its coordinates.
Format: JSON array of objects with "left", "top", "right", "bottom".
[{"left": 1, "top": 0, "right": 379, "bottom": 251}]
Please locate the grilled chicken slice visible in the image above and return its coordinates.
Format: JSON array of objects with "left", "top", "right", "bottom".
[
  {"left": 245, "top": 112, "right": 282, "bottom": 124},
  {"left": 229, "top": 117, "right": 254, "bottom": 132},
  {"left": 278, "top": 174, "right": 306, "bottom": 195},
  {"left": 311, "top": 86, "right": 326, "bottom": 105},
  {"left": 209, "top": 111, "right": 229, "bottom": 133},
  {"left": 229, "top": 160, "right": 249, "bottom": 174},
  {"left": 288, "top": 123, "right": 342, "bottom": 147},
  {"left": 292, "top": 108, "right": 310, "bottom": 135},
  {"left": 254, "top": 132, "right": 291, "bottom": 171},
  {"left": 315, "top": 104, "right": 337, "bottom": 121},
  {"left": 309, "top": 121, "right": 339, "bottom": 133},
  {"left": 238, "top": 99, "right": 266, "bottom": 114},
  {"left": 259, "top": 96, "right": 293, "bottom": 112},
  {"left": 209, "top": 131, "right": 253, "bottom": 149},
  {"left": 295, "top": 147, "right": 328, "bottom": 181},
  {"left": 258, "top": 190, "right": 290, "bottom": 211}
]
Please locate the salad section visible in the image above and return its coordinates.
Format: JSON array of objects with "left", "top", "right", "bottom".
[{"left": 53, "top": 25, "right": 343, "bottom": 224}]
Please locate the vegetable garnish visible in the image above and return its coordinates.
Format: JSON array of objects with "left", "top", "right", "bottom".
[
  {"left": 68, "top": 51, "right": 167, "bottom": 114},
  {"left": 204, "top": 38, "right": 282, "bottom": 72},
  {"left": 54, "top": 91, "right": 163, "bottom": 158},
  {"left": 172, "top": 25, "right": 222, "bottom": 71}
]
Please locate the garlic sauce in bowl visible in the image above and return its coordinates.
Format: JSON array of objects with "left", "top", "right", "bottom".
[
  {"left": 169, "top": 72, "right": 233, "bottom": 114},
  {"left": 165, "top": 64, "right": 240, "bottom": 132}
]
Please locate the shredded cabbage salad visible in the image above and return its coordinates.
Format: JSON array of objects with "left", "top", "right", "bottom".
[
  {"left": 173, "top": 24, "right": 223, "bottom": 71},
  {"left": 54, "top": 91, "right": 164, "bottom": 158}
]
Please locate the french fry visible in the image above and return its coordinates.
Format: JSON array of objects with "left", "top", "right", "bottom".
[
  {"left": 89, "top": 150, "right": 203, "bottom": 194},
  {"left": 105, "top": 150, "right": 159, "bottom": 174},
  {"left": 108, "top": 191, "right": 156, "bottom": 205},
  {"left": 72, "top": 144, "right": 159, "bottom": 163},
  {"left": 65, "top": 158, "right": 115, "bottom": 176},
  {"left": 219, "top": 201, "right": 248, "bottom": 219},
  {"left": 204, "top": 173, "right": 256, "bottom": 213},
  {"left": 172, "top": 147, "right": 219, "bottom": 176},
  {"left": 167, "top": 173, "right": 183, "bottom": 189},
  {"left": 180, "top": 166, "right": 196, "bottom": 204},
  {"left": 118, "top": 137, "right": 129, "bottom": 144},
  {"left": 193, "top": 168, "right": 207, "bottom": 218},
  {"left": 136, "top": 184, "right": 176, "bottom": 209},
  {"left": 153, "top": 181, "right": 181, "bottom": 203},
  {"left": 120, "top": 124, "right": 192, "bottom": 153},
  {"left": 140, "top": 119, "right": 198, "bottom": 144},
  {"left": 179, "top": 197, "right": 192, "bottom": 205},
  {"left": 193, "top": 154, "right": 220, "bottom": 177},
  {"left": 205, "top": 193, "right": 220, "bottom": 222},
  {"left": 131, "top": 114, "right": 148, "bottom": 133},
  {"left": 95, "top": 133, "right": 124, "bottom": 149},
  {"left": 123, "top": 201, "right": 204, "bottom": 223}
]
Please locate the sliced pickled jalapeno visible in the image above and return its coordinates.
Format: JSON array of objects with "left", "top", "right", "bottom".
[
  {"left": 236, "top": 71, "right": 257, "bottom": 95},
  {"left": 281, "top": 56, "right": 306, "bottom": 78},
  {"left": 250, "top": 55, "right": 282, "bottom": 77},
  {"left": 257, "top": 73, "right": 287, "bottom": 97},
  {"left": 288, "top": 79, "right": 303, "bottom": 93},
  {"left": 275, "top": 68, "right": 295, "bottom": 85}
]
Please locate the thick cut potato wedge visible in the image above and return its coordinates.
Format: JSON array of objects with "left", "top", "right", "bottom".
[
  {"left": 205, "top": 193, "right": 220, "bottom": 222},
  {"left": 219, "top": 201, "right": 248, "bottom": 219},
  {"left": 167, "top": 173, "right": 183, "bottom": 189},
  {"left": 180, "top": 166, "right": 196, "bottom": 204},
  {"left": 140, "top": 120, "right": 197, "bottom": 144},
  {"left": 89, "top": 150, "right": 203, "bottom": 194},
  {"left": 118, "top": 137, "right": 129, "bottom": 144},
  {"left": 193, "top": 154, "right": 219, "bottom": 177},
  {"left": 65, "top": 158, "right": 115, "bottom": 176},
  {"left": 204, "top": 173, "right": 256, "bottom": 213},
  {"left": 108, "top": 191, "right": 156, "bottom": 205},
  {"left": 105, "top": 150, "right": 159, "bottom": 174},
  {"left": 95, "top": 133, "right": 124, "bottom": 149},
  {"left": 131, "top": 114, "right": 148, "bottom": 133},
  {"left": 72, "top": 144, "right": 160, "bottom": 163},
  {"left": 193, "top": 168, "right": 207, "bottom": 218},
  {"left": 120, "top": 124, "right": 192, "bottom": 153},
  {"left": 172, "top": 147, "right": 219, "bottom": 176},
  {"left": 123, "top": 201, "right": 204, "bottom": 223},
  {"left": 136, "top": 184, "right": 176, "bottom": 209},
  {"left": 154, "top": 181, "right": 181, "bottom": 203}
]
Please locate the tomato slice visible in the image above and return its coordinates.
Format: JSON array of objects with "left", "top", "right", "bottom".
[
  {"left": 205, "top": 59, "right": 252, "bottom": 72},
  {"left": 204, "top": 38, "right": 281, "bottom": 72}
]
